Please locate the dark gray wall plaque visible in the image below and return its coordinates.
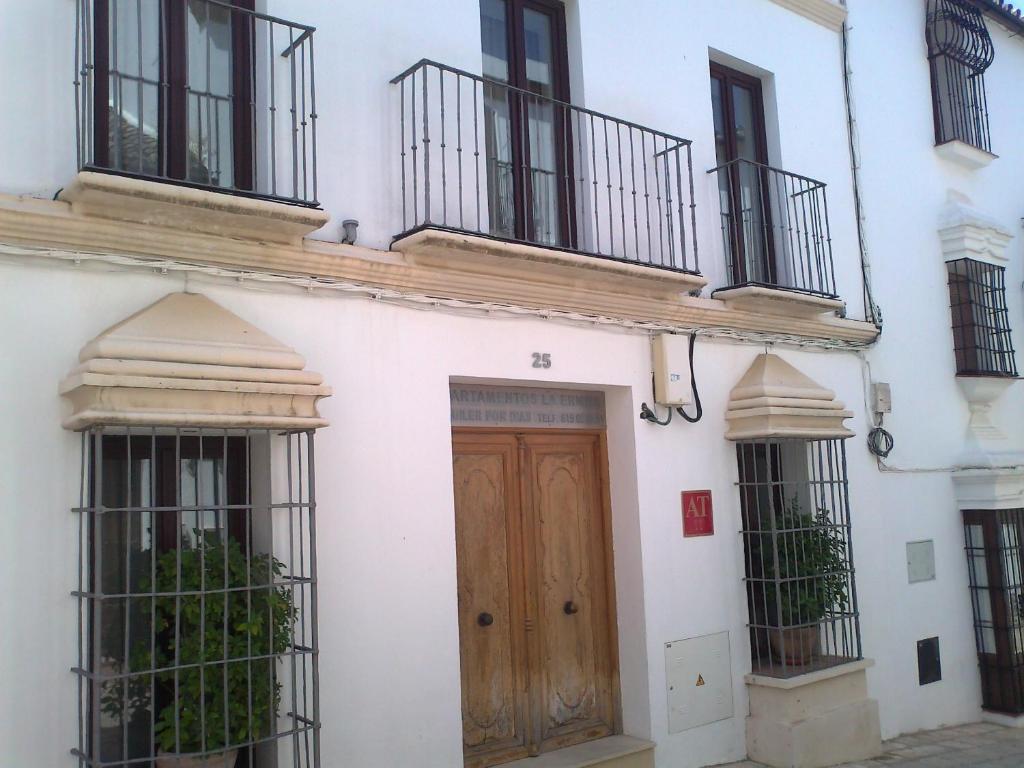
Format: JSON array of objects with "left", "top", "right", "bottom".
[{"left": 450, "top": 385, "right": 606, "bottom": 429}]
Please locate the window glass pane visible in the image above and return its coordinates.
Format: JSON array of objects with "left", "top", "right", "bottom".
[
  {"left": 730, "top": 84, "right": 758, "bottom": 163},
  {"left": 710, "top": 76, "right": 727, "bottom": 167},
  {"left": 107, "top": 0, "right": 161, "bottom": 175},
  {"left": 967, "top": 523, "right": 996, "bottom": 654},
  {"left": 1001, "top": 523, "right": 1024, "bottom": 655},
  {"left": 523, "top": 8, "right": 558, "bottom": 246},
  {"left": 186, "top": 0, "right": 234, "bottom": 187},
  {"left": 481, "top": 0, "right": 509, "bottom": 82}
]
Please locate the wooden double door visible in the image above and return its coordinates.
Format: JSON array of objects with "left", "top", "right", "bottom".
[{"left": 452, "top": 430, "right": 619, "bottom": 768}]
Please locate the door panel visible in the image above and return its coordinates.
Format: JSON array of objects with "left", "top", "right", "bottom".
[
  {"left": 521, "top": 434, "right": 615, "bottom": 752},
  {"left": 454, "top": 430, "right": 617, "bottom": 766},
  {"left": 453, "top": 436, "right": 530, "bottom": 767}
]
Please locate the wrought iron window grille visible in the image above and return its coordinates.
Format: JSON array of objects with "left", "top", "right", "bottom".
[
  {"left": 736, "top": 438, "right": 862, "bottom": 679},
  {"left": 390, "top": 59, "right": 699, "bottom": 275},
  {"left": 964, "top": 509, "right": 1024, "bottom": 714},
  {"left": 926, "top": 0, "right": 995, "bottom": 153},
  {"left": 72, "top": 427, "right": 320, "bottom": 768},
  {"left": 74, "top": 0, "right": 319, "bottom": 206},
  {"left": 707, "top": 158, "right": 837, "bottom": 298},
  {"left": 946, "top": 258, "right": 1018, "bottom": 377}
]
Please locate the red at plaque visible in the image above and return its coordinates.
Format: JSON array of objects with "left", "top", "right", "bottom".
[{"left": 682, "top": 490, "right": 714, "bottom": 537}]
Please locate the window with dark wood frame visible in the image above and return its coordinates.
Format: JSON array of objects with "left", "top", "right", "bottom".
[
  {"left": 964, "top": 509, "right": 1024, "bottom": 715},
  {"left": 480, "top": 0, "right": 574, "bottom": 248},
  {"left": 92, "top": 0, "right": 255, "bottom": 192},
  {"left": 710, "top": 62, "right": 773, "bottom": 286},
  {"left": 946, "top": 258, "right": 1018, "bottom": 377}
]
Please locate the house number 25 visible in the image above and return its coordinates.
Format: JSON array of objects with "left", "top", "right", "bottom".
[{"left": 531, "top": 353, "right": 552, "bottom": 369}]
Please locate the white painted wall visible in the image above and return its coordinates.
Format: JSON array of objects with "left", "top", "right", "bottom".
[
  {"left": 0, "top": 0, "right": 1023, "bottom": 766},
  {"left": 847, "top": 0, "right": 1024, "bottom": 737}
]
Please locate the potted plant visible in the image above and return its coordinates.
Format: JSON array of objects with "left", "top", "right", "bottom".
[
  {"left": 106, "top": 534, "right": 296, "bottom": 767},
  {"left": 754, "top": 497, "right": 849, "bottom": 666}
]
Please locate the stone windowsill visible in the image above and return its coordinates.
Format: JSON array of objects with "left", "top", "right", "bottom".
[
  {"left": 745, "top": 657, "right": 874, "bottom": 689},
  {"left": 59, "top": 170, "right": 330, "bottom": 245},
  {"left": 935, "top": 140, "right": 998, "bottom": 171},
  {"left": 713, "top": 284, "right": 845, "bottom": 319},
  {"left": 502, "top": 736, "right": 655, "bottom": 768}
]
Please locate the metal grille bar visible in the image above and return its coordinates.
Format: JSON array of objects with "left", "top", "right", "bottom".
[
  {"left": 708, "top": 158, "right": 837, "bottom": 298},
  {"left": 947, "top": 258, "right": 1018, "bottom": 377},
  {"left": 390, "top": 59, "right": 699, "bottom": 275},
  {"left": 736, "top": 438, "right": 862, "bottom": 679},
  {"left": 926, "top": 0, "right": 994, "bottom": 152},
  {"left": 74, "top": 0, "right": 318, "bottom": 206},
  {"left": 72, "top": 427, "right": 320, "bottom": 768}
]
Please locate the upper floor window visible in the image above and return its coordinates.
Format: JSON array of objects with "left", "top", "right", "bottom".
[
  {"left": 709, "top": 63, "right": 838, "bottom": 298},
  {"left": 926, "top": 0, "right": 995, "bottom": 153},
  {"left": 480, "top": 0, "right": 571, "bottom": 247},
  {"left": 77, "top": 0, "right": 319, "bottom": 205},
  {"left": 947, "top": 258, "right": 1017, "bottom": 376}
]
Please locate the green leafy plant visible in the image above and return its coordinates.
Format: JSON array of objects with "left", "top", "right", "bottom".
[
  {"left": 105, "top": 534, "right": 296, "bottom": 755},
  {"left": 753, "top": 497, "right": 849, "bottom": 628}
]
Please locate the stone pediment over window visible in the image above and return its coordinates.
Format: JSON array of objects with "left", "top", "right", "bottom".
[
  {"left": 939, "top": 193, "right": 1014, "bottom": 265},
  {"left": 724, "top": 353, "right": 854, "bottom": 440},
  {"left": 59, "top": 292, "right": 331, "bottom": 429}
]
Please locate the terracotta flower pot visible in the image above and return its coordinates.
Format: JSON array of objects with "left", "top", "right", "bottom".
[
  {"left": 156, "top": 749, "right": 238, "bottom": 768},
  {"left": 768, "top": 626, "right": 820, "bottom": 666}
]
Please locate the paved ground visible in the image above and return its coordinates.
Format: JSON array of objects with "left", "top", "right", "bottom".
[{"left": 720, "top": 721, "right": 1024, "bottom": 767}]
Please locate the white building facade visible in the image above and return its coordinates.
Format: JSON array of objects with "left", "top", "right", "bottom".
[{"left": 0, "top": 1, "right": 1021, "bottom": 768}]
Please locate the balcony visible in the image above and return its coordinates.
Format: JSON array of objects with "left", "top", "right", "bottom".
[
  {"left": 389, "top": 60, "right": 704, "bottom": 299},
  {"left": 68, "top": 0, "right": 325, "bottom": 243},
  {"left": 709, "top": 158, "right": 844, "bottom": 318}
]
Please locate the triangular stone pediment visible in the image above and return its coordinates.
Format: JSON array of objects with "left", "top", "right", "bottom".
[
  {"left": 725, "top": 353, "right": 853, "bottom": 440},
  {"left": 60, "top": 292, "right": 331, "bottom": 429}
]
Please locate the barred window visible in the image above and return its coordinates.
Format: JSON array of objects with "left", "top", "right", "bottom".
[
  {"left": 736, "top": 438, "right": 861, "bottom": 678},
  {"left": 964, "top": 509, "right": 1024, "bottom": 714},
  {"left": 73, "top": 428, "right": 319, "bottom": 768},
  {"left": 947, "top": 258, "right": 1017, "bottom": 377},
  {"left": 926, "top": 0, "right": 995, "bottom": 153}
]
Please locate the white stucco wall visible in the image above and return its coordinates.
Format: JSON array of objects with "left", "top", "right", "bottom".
[{"left": 0, "top": 1, "right": 1022, "bottom": 767}]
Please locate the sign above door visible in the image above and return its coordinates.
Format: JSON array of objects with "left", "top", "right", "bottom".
[{"left": 450, "top": 384, "right": 606, "bottom": 430}]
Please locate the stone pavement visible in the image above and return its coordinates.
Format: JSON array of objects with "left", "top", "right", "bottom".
[{"left": 720, "top": 721, "right": 1024, "bottom": 767}]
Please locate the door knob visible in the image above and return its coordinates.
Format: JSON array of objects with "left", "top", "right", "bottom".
[
  {"left": 563, "top": 601, "right": 579, "bottom": 615},
  {"left": 478, "top": 612, "right": 494, "bottom": 627}
]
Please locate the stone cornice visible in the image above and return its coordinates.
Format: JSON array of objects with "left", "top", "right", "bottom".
[
  {"left": 769, "top": 0, "right": 847, "bottom": 31},
  {"left": 0, "top": 192, "right": 879, "bottom": 346}
]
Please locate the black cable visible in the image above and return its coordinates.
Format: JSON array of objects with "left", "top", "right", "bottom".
[
  {"left": 675, "top": 332, "right": 702, "bottom": 423},
  {"left": 639, "top": 333, "right": 702, "bottom": 426},
  {"left": 867, "top": 426, "right": 894, "bottom": 458},
  {"left": 639, "top": 402, "right": 672, "bottom": 426}
]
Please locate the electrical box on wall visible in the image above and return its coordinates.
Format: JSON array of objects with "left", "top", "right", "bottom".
[
  {"left": 665, "top": 631, "right": 733, "bottom": 733},
  {"left": 872, "top": 382, "right": 892, "bottom": 414},
  {"left": 653, "top": 334, "right": 693, "bottom": 406}
]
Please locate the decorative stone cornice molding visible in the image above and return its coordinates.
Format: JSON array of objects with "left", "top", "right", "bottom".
[
  {"left": 59, "top": 292, "right": 331, "bottom": 430},
  {"left": 725, "top": 353, "right": 854, "bottom": 440},
  {"left": 395, "top": 228, "right": 707, "bottom": 301},
  {"left": 952, "top": 467, "right": 1024, "bottom": 510},
  {"left": 939, "top": 193, "right": 1014, "bottom": 265},
  {"left": 0, "top": 193, "right": 879, "bottom": 346},
  {"left": 59, "top": 171, "right": 330, "bottom": 245},
  {"left": 769, "top": 0, "right": 848, "bottom": 31}
]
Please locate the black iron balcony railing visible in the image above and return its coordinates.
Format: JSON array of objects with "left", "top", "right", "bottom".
[
  {"left": 75, "top": 0, "right": 318, "bottom": 206},
  {"left": 709, "top": 158, "right": 837, "bottom": 298},
  {"left": 390, "top": 59, "right": 699, "bottom": 274}
]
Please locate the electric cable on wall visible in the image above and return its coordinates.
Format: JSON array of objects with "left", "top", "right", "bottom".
[{"left": 640, "top": 333, "right": 703, "bottom": 426}]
